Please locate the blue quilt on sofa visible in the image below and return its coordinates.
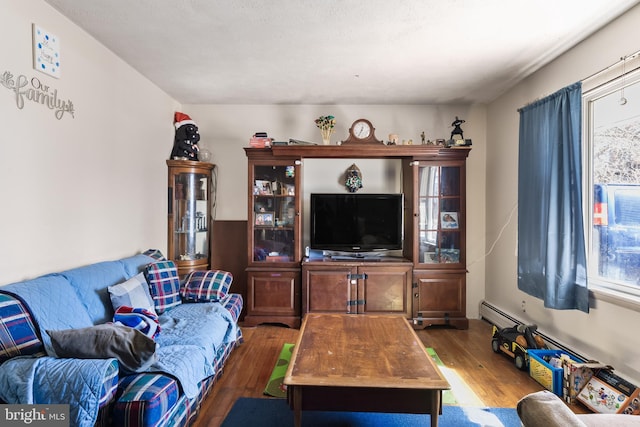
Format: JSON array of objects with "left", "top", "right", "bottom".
[
  {"left": 151, "top": 302, "right": 239, "bottom": 398},
  {"left": 0, "top": 356, "right": 117, "bottom": 427}
]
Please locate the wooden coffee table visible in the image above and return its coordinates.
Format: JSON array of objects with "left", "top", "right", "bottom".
[{"left": 283, "top": 313, "right": 450, "bottom": 427}]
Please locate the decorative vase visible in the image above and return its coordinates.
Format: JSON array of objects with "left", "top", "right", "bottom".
[{"left": 320, "top": 128, "right": 333, "bottom": 145}]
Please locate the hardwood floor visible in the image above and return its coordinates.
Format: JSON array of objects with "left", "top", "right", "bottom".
[{"left": 193, "top": 318, "right": 587, "bottom": 427}]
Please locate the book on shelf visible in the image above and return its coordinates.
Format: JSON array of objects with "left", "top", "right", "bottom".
[{"left": 288, "top": 138, "right": 318, "bottom": 145}]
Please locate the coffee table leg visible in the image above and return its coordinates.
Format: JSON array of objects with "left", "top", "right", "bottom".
[
  {"left": 430, "top": 390, "right": 441, "bottom": 427},
  {"left": 292, "top": 387, "right": 302, "bottom": 427}
]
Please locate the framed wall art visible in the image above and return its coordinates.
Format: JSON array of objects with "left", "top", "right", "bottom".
[{"left": 32, "top": 24, "right": 61, "bottom": 78}]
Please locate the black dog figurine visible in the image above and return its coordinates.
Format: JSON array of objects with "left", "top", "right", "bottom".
[{"left": 171, "top": 112, "right": 200, "bottom": 161}]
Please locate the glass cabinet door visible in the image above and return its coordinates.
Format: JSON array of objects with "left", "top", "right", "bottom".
[
  {"left": 249, "top": 161, "right": 299, "bottom": 264},
  {"left": 417, "top": 164, "right": 463, "bottom": 266},
  {"left": 167, "top": 160, "right": 214, "bottom": 275}
]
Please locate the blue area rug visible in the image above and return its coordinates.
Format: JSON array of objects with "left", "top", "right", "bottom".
[{"left": 222, "top": 397, "right": 521, "bottom": 426}]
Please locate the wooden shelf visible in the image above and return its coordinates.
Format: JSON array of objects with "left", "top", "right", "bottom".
[{"left": 247, "top": 145, "right": 471, "bottom": 160}]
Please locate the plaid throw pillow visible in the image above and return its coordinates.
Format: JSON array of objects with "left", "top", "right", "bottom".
[
  {"left": 142, "top": 249, "right": 167, "bottom": 261},
  {"left": 0, "top": 293, "right": 45, "bottom": 363},
  {"left": 108, "top": 273, "right": 157, "bottom": 315},
  {"left": 144, "top": 261, "right": 181, "bottom": 314},
  {"left": 182, "top": 270, "right": 233, "bottom": 302}
]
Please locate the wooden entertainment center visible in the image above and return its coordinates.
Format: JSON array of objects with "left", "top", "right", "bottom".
[{"left": 243, "top": 144, "right": 471, "bottom": 329}]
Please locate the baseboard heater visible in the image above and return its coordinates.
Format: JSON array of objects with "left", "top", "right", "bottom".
[{"left": 480, "top": 300, "right": 588, "bottom": 362}]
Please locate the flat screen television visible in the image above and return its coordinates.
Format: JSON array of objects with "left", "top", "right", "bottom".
[{"left": 310, "top": 193, "right": 403, "bottom": 253}]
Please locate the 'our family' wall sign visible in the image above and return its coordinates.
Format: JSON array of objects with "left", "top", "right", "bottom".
[
  {"left": 1, "top": 70, "right": 75, "bottom": 119},
  {"left": 0, "top": 23, "right": 73, "bottom": 120}
]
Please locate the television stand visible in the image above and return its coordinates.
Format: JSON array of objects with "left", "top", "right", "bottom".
[{"left": 301, "top": 258, "right": 412, "bottom": 316}]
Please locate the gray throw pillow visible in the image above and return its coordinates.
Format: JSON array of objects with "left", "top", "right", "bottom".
[{"left": 47, "top": 323, "right": 156, "bottom": 373}]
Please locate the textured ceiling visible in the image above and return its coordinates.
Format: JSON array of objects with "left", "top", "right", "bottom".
[{"left": 45, "top": 0, "right": 639, "bottom": 104}]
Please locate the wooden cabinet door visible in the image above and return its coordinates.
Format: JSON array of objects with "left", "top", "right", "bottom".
[
  {"left": 244, "top": 269, "right": 300, "bottom": 328},
  {"left": 402, "top": 152, "right": 470, "bottom": 330},
  {"left": 302, "top": 265, "right": 357, "bottom": 314},
  {"left": 246, "top": 154, "right": 302, "bottom": 269},
  {"left": 412, "top": 271, "right": 468, "bottom": 329},
  {"left": 359, "top": 265, "right": 412, "bottom": 316},
  {"left": 302, "top": 261, "right": 413, "bottom": 316}
]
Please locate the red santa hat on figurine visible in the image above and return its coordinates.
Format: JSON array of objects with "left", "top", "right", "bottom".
[
  {"left": 170, "top": 112, "right": 200, "bottom": 161},
  {"left": 174, "top": 112, "right": 196, "bottom": 129}
]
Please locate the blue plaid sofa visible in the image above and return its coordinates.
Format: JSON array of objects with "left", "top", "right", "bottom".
[{"left": 0, "top": 251, "right": 243, "bottom": 427}]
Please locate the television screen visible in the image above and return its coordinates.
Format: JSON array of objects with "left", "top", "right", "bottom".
[{"left": 310, "top": 193, "right": 403, "bottom": 252}]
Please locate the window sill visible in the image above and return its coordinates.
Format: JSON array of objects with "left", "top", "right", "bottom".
[{"left": 589, "top": 284, "right": 640, "bottom": 312}]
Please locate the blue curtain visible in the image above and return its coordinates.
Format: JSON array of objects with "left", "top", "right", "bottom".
[{"left": 518, "top": 82, "right": 589, "bottom": 312}]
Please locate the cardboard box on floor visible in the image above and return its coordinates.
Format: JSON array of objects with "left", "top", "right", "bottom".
[
  {"left": 561, "top": 356, "right": 612, "bottom": 404},
  {"left": 576, "top": 368, "right": 640, "bottom": 415}
]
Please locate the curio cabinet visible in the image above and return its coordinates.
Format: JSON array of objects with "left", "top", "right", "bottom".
[{"left": 167, "top": 160, "right": 214, "bottom": 276}]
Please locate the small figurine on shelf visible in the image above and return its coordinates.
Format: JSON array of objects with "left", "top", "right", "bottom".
[
  {"left": 451, "top": 116, "right": 466, "bottom": 140},
  {"left": 447, "top": 116, "right": 473, "bottom": 147},
  {"left": 171, "top": 112, "right": 200, "bottom": 161}
]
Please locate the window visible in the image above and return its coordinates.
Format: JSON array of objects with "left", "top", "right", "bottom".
[{"left": 584, "top": 65, "right": 640, "bottom": 300}]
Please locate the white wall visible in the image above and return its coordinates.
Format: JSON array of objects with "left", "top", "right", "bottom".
[
  {"left": 186, "top": 104, "right": 487, "bottom": 318},
  {"left": 486, "top": 4, "right": 640, "bottom": 383},
  {"left": 0, "top": 0, "right": 179, "bottom": 284}
]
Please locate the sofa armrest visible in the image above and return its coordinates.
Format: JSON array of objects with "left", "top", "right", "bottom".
[{"left": 517, "top": 390, "right": 587, "bottom": 427}]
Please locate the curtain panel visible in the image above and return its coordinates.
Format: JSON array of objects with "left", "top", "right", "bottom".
[{"left": 518, "top": 82, "right": 589, "bottom": 312}]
